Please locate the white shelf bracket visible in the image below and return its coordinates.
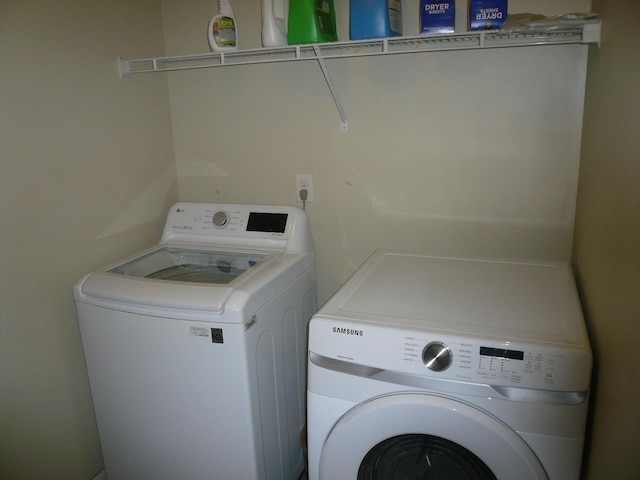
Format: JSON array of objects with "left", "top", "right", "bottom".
[
  {"left": 583, "top": 22, "right": 602, "bottom": 47},
  {"left": 118, "top": 57, "right": 130, "bottom": 78},
  {"left": 313, "top": 46, "right": 349, "bottom": 132}
]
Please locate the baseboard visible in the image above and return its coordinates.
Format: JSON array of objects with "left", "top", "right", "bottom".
[{"left": 91, "top": 470, "right": 106, "bottom": 480}]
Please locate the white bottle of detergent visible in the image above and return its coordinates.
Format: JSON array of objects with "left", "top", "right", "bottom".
[
  {"left": 262, "top": 0, "right": 289, "bottom": 47},
  {"left": 208, "top": 0, "right": 237, "bottom": 52}
]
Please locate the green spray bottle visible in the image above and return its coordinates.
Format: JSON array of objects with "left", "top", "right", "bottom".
[{"left": 287, "top": 0, "right": 338, "bottom": 45}]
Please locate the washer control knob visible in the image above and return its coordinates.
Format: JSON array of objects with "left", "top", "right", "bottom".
[
  {"left": 422, "top": 342, "right": 453, "bottom": 372},
  {"left": 212, "top": 211, "right": 229, "bottom": 228}
]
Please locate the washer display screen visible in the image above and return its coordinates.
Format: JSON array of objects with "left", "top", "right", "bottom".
[{"left": 247, "top": 212, "right": 288, "bottom": 233}]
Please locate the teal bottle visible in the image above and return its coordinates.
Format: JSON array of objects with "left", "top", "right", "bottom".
[{"left": 350, "top": 0, "right": 403, "bottom": 40}]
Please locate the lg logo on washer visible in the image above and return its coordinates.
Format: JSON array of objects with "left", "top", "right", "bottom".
[{"left": 332, "top": 327, "right": 364, "bottom": 336}]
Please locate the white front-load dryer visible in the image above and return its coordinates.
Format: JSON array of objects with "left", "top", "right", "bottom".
[
  {"left": 75, "top": 203, "right": 317, "bottom": 480},
  {"left": 307, "top": 250, "right": 592, "bottom": 480}
]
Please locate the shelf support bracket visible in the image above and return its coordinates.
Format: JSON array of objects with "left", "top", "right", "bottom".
[
  {"left": 313, "top": 46, "right": 348, "bottom": 132},
  {"left": 118, "top": 57, "right": 130, "bottom": 78},
  {"left": 583, "top": 22, "right": 602, "bottom": 47}
]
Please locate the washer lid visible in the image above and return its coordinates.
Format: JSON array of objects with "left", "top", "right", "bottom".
[
  {"left": 109, "top": 246, "right": 268, "bottom": 284},
  {"left": 324, "top": 250, "right": 588, "bottom": 346},
  {"left": 77, "top": 245, "right": 279, "bottom": 313}
]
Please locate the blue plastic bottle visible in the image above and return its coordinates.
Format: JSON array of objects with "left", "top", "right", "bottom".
[{"left": 350, "top": 0, "right": 403, "bottom": 40}]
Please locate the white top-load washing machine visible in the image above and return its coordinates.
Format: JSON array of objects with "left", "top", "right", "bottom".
[
  {"left": 307, "top": 250, "right": 592, "bottom": 480},
  {"left": 74, "top": 203, "right": 317, "bottom": 480}
]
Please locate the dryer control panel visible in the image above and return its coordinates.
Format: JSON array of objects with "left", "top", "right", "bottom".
[
  {"left": 406, "top": 333, "right": 589, "bottom": 392},
  {"left": 308, "top": 316, "right": 592, "bottom": 394},
  {"left": 409, "top": 338, "right": 573, "bottom": 389}
]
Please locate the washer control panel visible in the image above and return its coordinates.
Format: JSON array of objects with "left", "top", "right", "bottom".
[
  {"left": 170, "top": 208, "right": 288, "bottom": 235},
  {"left": 159, "top": 202, "right": 314, "bottom": 255},
  {"left": 212, "top": 210, "right": 230, "bottom": 228},
  {"left": 162, "top": 204, "right": 291, "bottom": 239}
]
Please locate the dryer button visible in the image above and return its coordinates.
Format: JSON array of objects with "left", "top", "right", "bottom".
[{"left": 422, "top": 342, "right": 453, "bottom": 372}]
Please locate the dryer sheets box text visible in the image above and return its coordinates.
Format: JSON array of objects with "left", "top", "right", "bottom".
[
  {"left": 420, "top": 0, "right": 455, "bottom": 34},
  {"left": 469, "top": 0, "right": 508, "bottom": 30}
]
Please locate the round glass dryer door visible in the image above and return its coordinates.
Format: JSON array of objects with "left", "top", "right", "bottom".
[
  {"left": 359, "top": 434, "right": 496, "bottom": 479},
  {"left": 318, "top": 394, "right": 549, "bottom": 480}
]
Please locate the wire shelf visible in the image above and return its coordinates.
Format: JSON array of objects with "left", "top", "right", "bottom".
[
  {"left": 119, "top": 24, "right": 600, "bottom": 77},
  {"left": 117, "top": 22, "right": 601, "bottom": 131}
]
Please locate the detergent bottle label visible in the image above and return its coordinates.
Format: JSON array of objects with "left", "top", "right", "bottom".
[
  {"left": 213, "top": 15, "right": 237, "bottom": 46},
  {"left": 315, "top": 0, "right": 337, "bottom": 39}
]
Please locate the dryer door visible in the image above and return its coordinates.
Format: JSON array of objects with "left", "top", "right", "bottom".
[{"left": 318, "top": 393, "right": 548, "bottom": 480}]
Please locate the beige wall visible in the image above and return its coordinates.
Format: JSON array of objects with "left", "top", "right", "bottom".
[
  {"left": 9, "top": 0, "right": 635, "bottom": 478},
  {"left": 0, "top": 1, "right": 177, "bottom": 479},
  {"left": 573, "top": 0, "right": 640, "bottom": 478},
  {"left": 165, "top": 0, "right": 591, "bottom": 303}
]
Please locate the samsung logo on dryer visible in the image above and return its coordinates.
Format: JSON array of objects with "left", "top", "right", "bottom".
[{"left": 332, "top": 327, "right": 364, "bottom": 336}]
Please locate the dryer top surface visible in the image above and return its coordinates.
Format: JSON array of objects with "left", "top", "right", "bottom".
[{"left": 320, "top": 250, "right": 588, "bottom": 347}]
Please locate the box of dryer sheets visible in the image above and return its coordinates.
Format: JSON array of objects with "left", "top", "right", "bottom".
[
  {"left": 420, "top": 0, "right": 455, "bottom": 34},
  {"left": 469, "top": 0, "right": 508, "bottom": 30}
]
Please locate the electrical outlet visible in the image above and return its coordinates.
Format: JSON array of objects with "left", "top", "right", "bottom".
[{"left": 295, "top": 173, "right": 314, "bottom": 204}]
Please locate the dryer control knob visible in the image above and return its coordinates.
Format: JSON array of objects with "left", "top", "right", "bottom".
[
  {"left": 422, "top": 342, "right": 453, "bottom": 372},
  {"left": 212, "top": 211, "right": 229, "bottom": 228}
]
